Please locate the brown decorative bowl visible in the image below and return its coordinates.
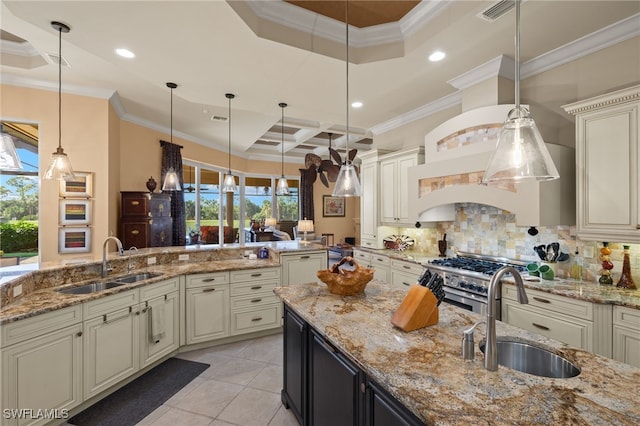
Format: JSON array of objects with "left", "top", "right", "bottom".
[{"left": 317, "top": 257, "right": 374, "bottom": 296}]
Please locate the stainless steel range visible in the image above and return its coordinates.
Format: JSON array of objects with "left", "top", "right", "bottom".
[{"left": 422, "top": 251, "right": 527, "bottom": 319}]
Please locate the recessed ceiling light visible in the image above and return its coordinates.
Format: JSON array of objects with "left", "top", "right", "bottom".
[
  {"left": 429, "top": 50, "right": 445, "bottom": 62},
  {"left": 351, "top": 101, "right": 363, "bottom": 108},
  {"left": 115, "top": 48, "right": 135, "bottom": 58}
]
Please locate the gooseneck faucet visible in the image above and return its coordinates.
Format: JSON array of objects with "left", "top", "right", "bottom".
[
  {"left": 102, "top": 236, "right": 124, "bottom": 278},
  {"left": 485, "top": 266, "right": 529, "bottom": 371}
]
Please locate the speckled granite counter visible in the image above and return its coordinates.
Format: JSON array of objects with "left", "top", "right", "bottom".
[
  {"left": 0, "top": 241, "right": 325, "bottom": 324},
  {"left": 275, "top": 281, "right": 640, "bottom": 425}
]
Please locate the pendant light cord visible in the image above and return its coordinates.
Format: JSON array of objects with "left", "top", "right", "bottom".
[
  {"left": 515, "top": 0, "right": 520, "bottom": 109},
  {"left": 228, "top": 95, "right": 232, "bottom": 173},
  {"left": 170, "top": 86, "right": 173, "bottom": 143},
  {"left": 345, "top": 0, "right": 349, "bottom": 164},
  {"left": 281, "top": 104, "right": 285, "bottom": 176},
  {"left": 57, "top": 25, "right": 62, "bottom": 151}
]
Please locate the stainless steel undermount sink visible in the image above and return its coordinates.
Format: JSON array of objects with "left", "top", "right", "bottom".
[
  {"left": 56, "top": 272, "right": 163, "bottom": 295},
  {"left": 112, "top": 272, "right": 163, "bottom": 284},
  {"left": 479, "top": 338, "right": 580, "bottom": 378},
  {"left": 56, "top": 280, "right": 127, "bottom": 295}
]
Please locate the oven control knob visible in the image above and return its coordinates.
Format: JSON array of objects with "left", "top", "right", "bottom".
[
  {"left": 480, "top": 287, "right": 488, "bottom": 294},
  {"left": 467, "top": 284, "right": 477, "bottom": 292},
  {"left": 459, "top": 282, "right": 468, "bottom": 289}
]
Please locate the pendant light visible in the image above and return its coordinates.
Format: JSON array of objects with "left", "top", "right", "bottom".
[
  {"left": 332, "top": 1, "right": 361, "bottom": 197},
  {"left": 222, "top": 93, "right": 238, "bottom": 193},
  {"left": 185, "top": 164, "right": 195, "bottom": 192},
  {"left": 162, "top": 82, "right": 181, "bottom": 191},
  {"left": 482, "top": 0, "right": 559, "bottom": 183},
  {"left": 0, "top": 132, "right": 23, "bottom": 171},
  {"left": 276, "top": 102, "right": 290, "bottom": 196},
  {"left": 43, "top": 21, "right": 75, "bottom": 181}
]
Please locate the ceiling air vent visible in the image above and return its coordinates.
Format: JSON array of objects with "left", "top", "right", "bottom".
[
  {"left": 477, "top": 0, "right": 518, "bottom": 22},
  {"left": 47, "top": 53, "right": 69, "bottom": 67}
]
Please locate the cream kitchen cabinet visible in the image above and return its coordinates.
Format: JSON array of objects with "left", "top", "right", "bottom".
[
  {"left": 139, "top": 278, "right": 180, "bottom": 368},
  {"left": 353, "top": 249, "right": 391, "bottom": 284},
  {"left": 390, "top": 259, "right": 424, "bottom": 291},
  {"left": 230, "top": 268, "right": 282, "bottom": 335},
  {"left": 613, "top": 305, "right": 640, "bottom": 368},
  {"left": 359, "top": 151, "right": 383, "bottom": 248},
  {"left": 1, "top": 306, "right": 83, "bottom": 426},
  {"left": 379, "top": 148, "right": 424, "bottom": 226},
  {"left": 83, "top": 289, "right": 140, "bottom": 399},
  {"left": 185, "top": 272, "right": 230, "bottom": 344},
  {"left": 280, "top": 251, "right": 327, "bottom": 286},
  {"left": 563, "top": 85, "right": 640, "bottom": 243},
  {"left": 502, "top": 285, "right": 612, "bottom": 357}
]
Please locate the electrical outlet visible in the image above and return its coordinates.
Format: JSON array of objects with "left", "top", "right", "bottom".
[
  {"left": 583, "top": 246, "right": 594, "bottom": 259},
  {"left": 13, "top": 284, "right": 22, "bottom": 297},
  {"left": 147, "top": 257, "right": 157, "bottom": 265},
  {"left": 178, "top": 254, "right": 189, "bottom": 261}
]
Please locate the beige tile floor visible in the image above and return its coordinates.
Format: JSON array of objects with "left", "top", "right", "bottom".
[{"left": 137, "top": 332, "right": 299, "bottom": 426}]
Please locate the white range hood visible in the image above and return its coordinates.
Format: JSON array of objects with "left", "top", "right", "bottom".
[{"left": 408, "top": 105, "right": 575, "bottom": 227}]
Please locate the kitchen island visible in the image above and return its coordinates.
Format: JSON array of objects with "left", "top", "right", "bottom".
[{"left": 275, "top": 280, "right": 640, "bottom": 425}]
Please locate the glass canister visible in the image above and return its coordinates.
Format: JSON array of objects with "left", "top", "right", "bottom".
[
  {"left": 598, "top": 242, "right": 614, "bottom": 285},
  {"left": 616, "top": 245, "right": 636, "bottom": 290}
]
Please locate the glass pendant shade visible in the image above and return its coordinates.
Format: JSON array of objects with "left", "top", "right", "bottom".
[
  {"left": 44, "top": 147, "right": 74, "bottom": 180},
  {"left": 276, "top": 176, "right": 290, "bottom": 196},
  {"left": 0, "top": 133, "right": 23, "bottom": 171},
  {"left": 483, "top": 106, "right": 559, "bottom": 183},
  {"left": 332, "top": 162, "right": 361, "bottom": 197},
  {"left": 222, "top": 172, "right": 238, "bottom": 193},
  {"left": 162, "top": 168, "right": 181, "bottom": 191}
]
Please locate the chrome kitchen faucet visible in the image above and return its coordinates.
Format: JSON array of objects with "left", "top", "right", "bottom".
[{"left": 102, "top": 236, "right": 124, "bottom": 278}]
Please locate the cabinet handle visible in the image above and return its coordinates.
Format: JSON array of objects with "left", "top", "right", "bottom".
[
  {"left": 403, "top": 265, "right": 411, "bottom": 269},
  {"left": 130, "top": 201, "right": 140, "bottom": 206},
  {"left": 251, "top": 317, "right": 263, "bottom": 322},
  {"left": 532, "top": 297, "right": 551, "bottom": 304},
  {"left": 532, "top": 322, "right": 550, "bottom": 331},
  {"left": 251, "top": 298, "right": 263, "bottom": 303},
  {"left": 76, "top": 331, "right": 83, "bottom": 337},
  {"left": 251, "top": 286, "right": 263, "bottom": 290},
  {"left": 103, "top": 311, "right": 131, "bottom": 323},
  {"left": 636, "top": 225, "right": 640, "bottom": 229},
  {"left": 202, "top": 278, "right": 216, "bottom": 282},
  {"left": 301, "top": 255, "right": 310, "bottom": 259},
  {"left": 202, "top": 288, "right": 216, "bottom": 293},
  {"left": 402, "top": 282, "right": 411, "bottom": 287},
  {"left": 131, "top": 230, "right": 140, "bottom": 235},
  {"left": 251, "top": 273, "right": 262, "bottom": 277},
  {"left": 376, "top": 258, "right": 384, "bottom": 262},
  {"left": 360, "top": 383, "right": 367, "bottom": 393}
]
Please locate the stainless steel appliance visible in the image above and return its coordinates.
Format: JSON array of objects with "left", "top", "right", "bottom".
[{"left": 424, "top": 251, "right": 527, "bottom": 320}]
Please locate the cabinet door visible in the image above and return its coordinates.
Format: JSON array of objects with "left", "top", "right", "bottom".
[
  {"left": 390, "top": 269, "right": 420, "bottom": 291},
  {"left": 613, "top": 326, "right": 640, "bottom": 368},
  {"left": 140, "top": 291, "right": 180, "bottom": 368},
  {"left": 360, "top": 159, "right": 378, "bottom": 242},
  {"left": 396, "top": 156, "right": 417, "bottom": 223},
  {"left": 576, "top": 99, "right": 640, "bottom": 242},
  {"left": 2, "top": 324, "right": 83, "bottom": 426},
  {"left": 281, "top": 252, "right": 327, "bottom": 286},
  {"left": 309, "top": 329, "right": 362, "bottom": 426},
  {"left": 149, "top": 216, "right": 172, "bottom": 247},
  {"left": 185, "top": 285, "right": 230, "bottom": 344},
  {"left": 282, "top": 306, "right": 307, "bottom": 425},
  {"left": 379, "top": 159, "right": 397, "bottom": 224},
  {"left": 84, "top": 306, "right": 139, "bottom": 398},
  {"left": 365, "top": 379, "right": 424, "bottom": 426}
]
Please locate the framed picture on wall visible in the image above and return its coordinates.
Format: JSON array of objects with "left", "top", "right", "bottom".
[
  {"left": 59, "top": 199, "right": 91, "bottom": 225},
  {"left": 323, "top": 195, "right": 345, "bottom": 217},
  {"left": 59, "top": 171, "right": 93, "bottom": 198},
  {"left": 59, "top": 227, "right": 91, "bottom": 253}
]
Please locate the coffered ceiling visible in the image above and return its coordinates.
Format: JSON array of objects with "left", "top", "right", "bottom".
[{"left": 1, "top": 1, "right": 638, "bottom": 165}]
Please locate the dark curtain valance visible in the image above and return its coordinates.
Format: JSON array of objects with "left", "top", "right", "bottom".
[{"left": 160, "top": 140, "right": 186, "bottom": 246}]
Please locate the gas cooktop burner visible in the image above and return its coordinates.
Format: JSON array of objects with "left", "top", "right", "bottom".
[{"left": 429, "top": 255, "right": 526, "bottom": 276}]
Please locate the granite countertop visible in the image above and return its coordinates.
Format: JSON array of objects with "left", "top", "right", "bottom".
[
  {"left": 275, "top": 281, "right": 640, "bottom": 425},
  {"left": 0, "top": 241, "right": 325, "bottom": 324}
]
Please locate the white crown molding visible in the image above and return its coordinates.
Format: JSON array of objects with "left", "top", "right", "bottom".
[
  {"left": 1, "top": 73, "right": 115, "bottom": 99},
  {"left": 370, "top": 91, "right": 462, "bottom": 136},
  {"left": 447, "top": 55, "right": 516, "bottom": 90},
  {"left": 0, "top": 39, "right": 40, "bottom": 57}
]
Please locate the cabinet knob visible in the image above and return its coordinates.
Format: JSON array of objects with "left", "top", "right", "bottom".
[{"left": 76, "top": 331, "right": 83, "bottom": 337}]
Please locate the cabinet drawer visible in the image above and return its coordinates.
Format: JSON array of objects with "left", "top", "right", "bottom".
[
  {"left": 503, "top": 286, "right": 593, "bottom": 320},
  {"left": 230, "top": 293, "right": 280, "bottom": 310},
  {"left": 83, "top": 289, "right": 139, "bottom": 320},
  {"left": 614, "top": 305, "right": 640, "bottom": 328},
  {"left": 390, "top": 259, "right": 423, "bottom": 276},
  {"left": 139, "top": 278, "right": 180, "bottom": 301},
  {"left": 121, "top": 193, "right": 149, "bottom": 216},
  {"left": 360, "top": 238, "right": 378, "bottom": 249},
  {"left": 230, "top": 268, "right": 280, "bottom": 282},
  {"left": 149, "top": 194, "right": 171, "bottom": 217},
  {"left": 186, "top": 272, "right": 230, "bottom": 288},
  {"left": 353, "top": 250, "right": 371, "bottom": 263},
  {"left": 503, "top": 302, "right": 592, "bottom": 351},
  {"left": 231, "top": 304, "right": 281, "bottom": 335},
  {"left": 231, "top": 280, "right": 279, "bottom": 297},
  {"left": 370, "top": 254, "right": 390, "bottom": 267},
  {"left": 1, "top": 305, "right": 83, "bottom": 348}
]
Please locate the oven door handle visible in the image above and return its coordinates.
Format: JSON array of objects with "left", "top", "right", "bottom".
[{"left": 444, "top": 286, "right": 486, "bottom": 300}]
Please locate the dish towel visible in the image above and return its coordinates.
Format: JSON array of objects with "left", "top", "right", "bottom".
[{"left": 149, "top": 304, "right": 165, "bottom": 344}]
